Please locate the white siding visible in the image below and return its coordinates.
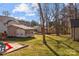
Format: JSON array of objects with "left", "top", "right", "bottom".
[
  {"left": 0, "top": 16, "right": 16, "bottom": 33},
  {"left": 16, "top": 29, "right": 26, "bottom": 37},
  {"left": 26, "top": 30, "right": 34, "bottom": 37},
  {"left": 75, "top": 28, "right": 79, "bottom": 40}
]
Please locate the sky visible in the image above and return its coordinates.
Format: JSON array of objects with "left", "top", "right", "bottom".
[
  {"left": 0, "top": 3, "right": 77, "bottom": 23},
  {"left": 0, "top": 3, "right": 40, "bottom": 22}
]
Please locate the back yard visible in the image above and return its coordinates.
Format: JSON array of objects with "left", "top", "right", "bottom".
[{"left": 3, "top": 34, "right": 79, "bottom": 56}]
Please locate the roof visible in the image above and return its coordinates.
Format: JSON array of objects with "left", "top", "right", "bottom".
[
  {"left": 0, "top": 16, "right": 16, "bottom": 24},
  {"left": 71, "top": 19, "right": 79, "bottom": 28},
  {"left": 9, "top": 24, "right": 34, "bottom": 30}
]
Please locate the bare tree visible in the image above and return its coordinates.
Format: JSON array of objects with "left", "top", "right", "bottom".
[
  {"left": 2, "top": 10, "right": 10, "bottom": 16},
  {"left": 38, "top": 3, "right": 46, "bottom": 44},
  {"left": 75, "top": 3, "right": 78, "bottom": 19},
  {"left": 54, "top": 3, "right": 60, "bottom": 36}
]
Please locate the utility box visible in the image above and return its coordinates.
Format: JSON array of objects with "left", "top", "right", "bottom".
[{"left": 71, "top": 19, "right": 79, "bottom": 41}]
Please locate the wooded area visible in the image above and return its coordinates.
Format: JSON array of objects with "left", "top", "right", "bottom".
[{"left": 38, "top": 3, "right": 79, "bottom": 43}]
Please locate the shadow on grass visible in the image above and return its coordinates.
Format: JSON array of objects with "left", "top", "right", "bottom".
[
  {"left": 59, "top": 35, "right": 71, "bottom": 41},
  {"left": 44, "top": 42, "right": 60, "bottom": 56},
  {"left": 46, "top": 36, "right": 79, "bottom": 53},
  {"left": 0, "top": 36, "right": 35, "bottom": 42}
]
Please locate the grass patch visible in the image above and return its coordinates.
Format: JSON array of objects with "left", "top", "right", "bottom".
[{"left": 2, "top": 34, "right": 79, "bottom": 56}]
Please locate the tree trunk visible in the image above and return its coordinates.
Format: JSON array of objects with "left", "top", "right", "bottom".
[
  {"left": 55, "top": 3, "right": 60, "bottom": 36},
  {"left": 38, "top": 3, "right": 46, "bottom": 44}
]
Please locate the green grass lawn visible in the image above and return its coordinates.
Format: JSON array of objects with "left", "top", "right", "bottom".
[{"left": 3, "top": 34, "right": 79, "bottom": 56}]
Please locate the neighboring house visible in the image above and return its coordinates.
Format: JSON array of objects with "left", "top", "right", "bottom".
[
  {"left": 7, "top": 24, "right": 34, "bottom": 37},
  {"left": 34, "top": 26, "right": 49, "bottom": 34},
  {"left": 60, "top": 4, "right": 79, "bottom": 34},
  {"left": 0, "top": 16, "right": 16, "bottom": 32},
  {"left": 0, "top": 16, "right": 35, "bottom": 37},
  {"left": 34, "top": 26, "right": 41, "bottom": 33},
  {"left": 48, "top": 26, "right": 56, "bottom": 34},
  {"left": 71, "top": 19, "right": 79, "bottom": 41}
]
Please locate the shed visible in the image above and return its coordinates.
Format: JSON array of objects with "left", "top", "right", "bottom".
[
  {"left": 71, "top": 19, "right": 79, "bottom": 41},
  {"left": 7, "top": 24, "right": 35, "bottom": 37}
]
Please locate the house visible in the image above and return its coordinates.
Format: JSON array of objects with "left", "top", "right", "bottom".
[
  {"left": 71, "top": 19, "right": 79, "bottom": 41},
  {"left": 0, "top": 16, "right": 35, "bottom": 37},
  {"left": 7, "top": 24, "right": 34, "bottom": 37},
  {"left": 34, "top": 26, "right": 41, "bottom": 33},
  {"left": 0, "top": 16, "right": 16, "bottom": 32},
  {"left": 60, "top": 4, "right": 79, "bottom": 34}
]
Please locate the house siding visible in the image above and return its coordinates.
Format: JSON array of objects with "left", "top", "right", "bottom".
[
  {"left": 0, "top": 22, "right": 7, "bottom": 32},
  {"left": 71, "top": 28, "right": 74, "bottom": 40},
  {"left": 8, "top": 25, "right": 34, "bottom": 37},
  {"left": 16, "top": 28, "right": 26, "bottom": 37},
  {"left": 71, "top": 28, "right": 79, "bottom": 40},
  {"left": 25, "top": 30, "right": 34, "bottom": 37},
  {"left": 74, "top": 28, "right": 79, "bottom": 40},
  {"left": 7, "top": 26, "right": 17, "bottom": 36},
  {"left": 0, "top": 16, "right": 16, "bottom": 33}
]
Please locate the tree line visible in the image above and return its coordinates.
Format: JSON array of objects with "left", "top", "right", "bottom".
[
  {"left": 38, "top": 3, "right": 79, "bottom": 35},
  {"left": 38, "top": 3, "right": 79, "bottom": 44}
]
